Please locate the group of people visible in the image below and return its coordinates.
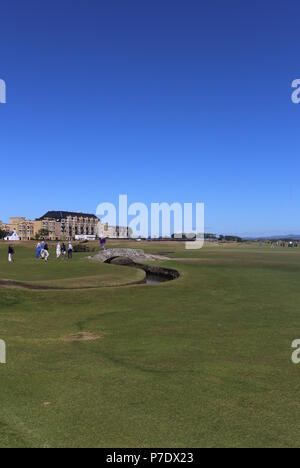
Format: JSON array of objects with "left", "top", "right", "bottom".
[
  {"left": 56, "top": 242, "right": 73, "bottom": 260},
  {"left": 8, "top": 238, "right": 106, "bottom": 263},
  {"left": 36, "top": 241, "right": 73, "bottom": 261},
  {"left": 36, "top": 241, "right": 50, "bottom": 261},
  {"left": 269, "top": 241, "right": 299, "bottom": 248}
]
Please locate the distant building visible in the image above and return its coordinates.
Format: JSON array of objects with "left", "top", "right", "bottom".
[
  {"left": 75, "top": 235, "right": 96, "bottom": 241},
  {"left": 1, "top": 210, "right": 135, "bottom": 241},
  {"left": 4, "top": 230, "right": 20, "bottom": 242},
  {"left": 36, "top": 211, "right": 99, "bottom": 241},
  {"left": 1, "top": 211, "right": 99, "bottom": 241},
  {"left": 33, "top": 217, "right": 61, "bottom": 240},
  {"left": 0, "top": 217, "right": 34, "bottom": 241},
  {"left": 10, "top": 217, "right": 34, "bottom": 240},
  {"left": 97, "top": 223, "right": 133, "bottom": 239},
  {"left": 0, "top": 220, "right": 10, "bottom": 233}
]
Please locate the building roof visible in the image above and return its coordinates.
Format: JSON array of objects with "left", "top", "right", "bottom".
[{"left": 37, "top": 211, "right": 99, "bottom": 221}]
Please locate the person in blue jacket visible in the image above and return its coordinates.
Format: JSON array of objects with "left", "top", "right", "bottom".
[{"left": 36, "top": 242, "right": 41, "bottom": 259}]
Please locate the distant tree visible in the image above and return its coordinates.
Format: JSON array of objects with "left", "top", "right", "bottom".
[
  {"left": 204, "top": 233, "right": 217, "bottom": 239},
  {"left": 35, "top": 228, "right": 49, "bottom": 240},
  {"left": 172, "top": 233, "right": 196, "bottom": 240},
  {"left": 224, "top": 235, "right": 243, "bottom": 242},
  {"left": 0, "top": 229, "right": 8, "bottom": 240},
  {"left": 219, "top": 235, "right": 243, "bottom": 242}
]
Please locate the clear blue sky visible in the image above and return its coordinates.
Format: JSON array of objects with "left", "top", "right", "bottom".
[{"left": 1, "top": 0, "right": 300, "bottom": 236}]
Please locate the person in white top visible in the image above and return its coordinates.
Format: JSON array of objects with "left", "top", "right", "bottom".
[
  {"left": 68, "top": 243, "right": 73, "bottom": 259},
  {"left": 56, "top": 243, "right": 61, "bottom": 259}
]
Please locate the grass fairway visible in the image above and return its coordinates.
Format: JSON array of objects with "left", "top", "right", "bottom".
[{"left": 0, "top": 240, "right": 300, "bottom": 447}]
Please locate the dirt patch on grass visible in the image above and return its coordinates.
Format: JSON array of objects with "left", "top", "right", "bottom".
[
  {"left": 61, "top": 332, "right": 103, "bottom": 343},
  {"left": 0, "top": 279, "right": 54, "bottom": 290}
]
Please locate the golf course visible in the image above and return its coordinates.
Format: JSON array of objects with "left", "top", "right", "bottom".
[{"left": 0, "top": 240, "right": 300, "bottom": 448}]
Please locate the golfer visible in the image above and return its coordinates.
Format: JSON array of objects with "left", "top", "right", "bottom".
[
  {"left": 36, "top": 242, "right": 41, "bottom": 259},
  {"left": 8, "top": 245, "right": 14, "bottom": 263},
  {"left": 68, "top": 242, "right": 73, "bottom": 259},
  {"left": 100, "top": 237, "right": 106, "bottom": 250},
  {"left": 41, "top": 240, "right": 45, "bottom": 259},
  {"left": 56, "top": 243, "right": 61, "bottom": 259},
  {"left": 44, "top": 243, "right": 49, "bottom": 261},
  {"left": 61, "top": 243, "right": 67, "bottom": 259}
]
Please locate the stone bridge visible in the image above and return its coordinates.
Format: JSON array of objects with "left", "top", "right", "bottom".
[{"left": 91, "top": 248, "right": 166, "bottom": 264}]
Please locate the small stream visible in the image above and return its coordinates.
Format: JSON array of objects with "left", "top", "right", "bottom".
[{"left": 106, "top": 257, "right": 180, "bottom": 285}]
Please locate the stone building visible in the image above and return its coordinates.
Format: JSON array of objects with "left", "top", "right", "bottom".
[
  {"left": 0, "top": 220, "right": 10, "bottom": 233},
  {"left": 97, "top": 222, "right": 133, "bottom": 239},
  {"left": 1, "top": 211, "right": 135, "bottom": 241},
  {"left": 36, "top": 211, "right": 99, "bottom": 240},
  {"left": 33, "top": 218, "right": 61, "bottom": 241},
  {"left": 0, "top": 217, "right": 35, "bottom": 241}
]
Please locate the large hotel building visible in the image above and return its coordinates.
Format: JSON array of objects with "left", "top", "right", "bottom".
[
  {"left": 0, "top": 211, "right": 99, "bottom": 241},
  {"left": 37, "top": 211, "right": 99, "bottom": 240},
  {"left": 0, "top": 211, "right": 132, "bottom": 241}
]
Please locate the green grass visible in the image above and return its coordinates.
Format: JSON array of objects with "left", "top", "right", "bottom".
[
  {"left": 0, "top": 243, "right": 144, "bottom": 288},
  {"left": 0, "top": 240, "right": 300, "bottom": 447}
]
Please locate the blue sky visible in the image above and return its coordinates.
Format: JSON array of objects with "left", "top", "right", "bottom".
[{"left": 0, "top": 0, "right": 300, "bottom": 236}]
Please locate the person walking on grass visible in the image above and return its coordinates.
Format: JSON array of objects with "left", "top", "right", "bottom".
[
  {"left": 8, "top": 245, "right": 15, "bottom": 263},
  {"left": 100, "top": 237, "right": 106, "bottom": 251},
  {"left": 36, "top": 242, "right": 41, "bottom": 259},
  {"left": 44, "top": 243, "right": 49, "bottom": 261},
  {"left": 61, "top": 243, "right": 67, "bottom": 260},
  {"left": 68, "top": 242, "right": 73, "bottom": 259},
  {"left": 41, "top": 240, "right": 45, "bottom": 259},
  {"left": 56, "top": 242, "right": 61, "bottom": 259}
]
